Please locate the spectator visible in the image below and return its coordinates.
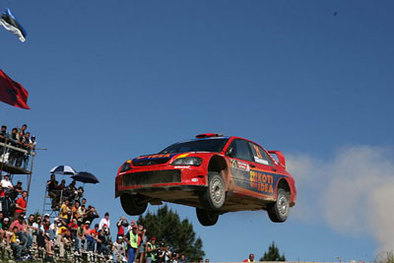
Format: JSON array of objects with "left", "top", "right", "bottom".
[
  {"left": 10, "top": 225, "right": 23, "bottom": 260},
  {"left": 179, "top": 254, "right": 186, "bottom": 263},
  {"left": 59, "top": 199, "right": 72, "bottom": 224},
  {"left": 1, "top": 173, "right": 13, "bottom": 190},
  {"left": 243, "top": 253, "right": 256, "bottom": 262},
  {"left": 99, "top": 212, "right": 111, "bottom": 231},
  {"left": 146, "top": 237, "right": 157, "bottom": 263},
  {"left": 13, "top": 190, "right": 27, "bottom": 219},
  {"left": 84, "top": 205, "right": 99, "bottom": 224},
  {"left": 125, "top": 224, "right": 139, "bottom": 263},
  {"left": 47, "top": 174, "right": 58, "bottom": 209},
  {"left": 8, "top": 128, "right": 19, "bottom": 165},
  {"left": 137, "top": 224, "right": 147, "bottom": 263},
  {"left": 0, "top": 125, "right": 8, "bottom": 156},
  {"left": 8, "top": 180, "right": 22, "bottom": 202},
  {"left": 116, "top": 216, "right": 128, "bottom": 238},
  {"left": 113, "top": 236, "right": 126, "bottom": 263}
]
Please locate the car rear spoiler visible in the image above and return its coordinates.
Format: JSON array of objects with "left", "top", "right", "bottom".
[{"left": 268, "top": 151, "right": 286, "bottom": 169}]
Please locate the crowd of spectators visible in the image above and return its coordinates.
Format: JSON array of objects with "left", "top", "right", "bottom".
[
  {"left": 113, "top": 217, "right": 188, "bottom": 263},
  {"left": 0, "top": 180, "right": 189, "bottom": 263},
  {"left": 0, "top": 123, "right": 36, "bottom": 170}
]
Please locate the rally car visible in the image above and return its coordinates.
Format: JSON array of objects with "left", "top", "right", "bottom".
[{"left": 115, "top": 134, "right": 296, "bottom": 226}]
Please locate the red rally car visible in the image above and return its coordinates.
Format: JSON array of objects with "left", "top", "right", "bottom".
[{"left": 115, "top": 134, "right": 296, "bottom": 226}]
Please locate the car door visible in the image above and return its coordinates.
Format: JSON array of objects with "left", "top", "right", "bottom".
[
  {"left": 248, "top": 142, "right": 279, "bottom": 197},
  {"left": 226, "top": 139, "right": 255, "bottom": 191}
]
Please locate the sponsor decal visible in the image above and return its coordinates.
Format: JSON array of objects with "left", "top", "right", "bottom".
[
  {"left": 136, "top": 154, "right": 174, "bottom": 160},
  {"left": 230, "top": 159, "right": 249, "bottom": 171},
  {"left": 249, "top": 170, "right": 274, "bottom": 194}
]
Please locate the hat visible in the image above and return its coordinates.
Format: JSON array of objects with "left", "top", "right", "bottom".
[
  {"left": 44, "top": 214, "right": 50, "bottom": 217},
  {"left": 151, "top": 237, "right": 156, "bottom": 240},
  {"left": 3, "top": 217, "right": 9, "bottom": 222},
  {"left": 54, "top": 217, "right": 58, "bottom": 221},
  {"left": 131, "top": 220, "right": 135, "bottom": 224},
  {"left": 85, "top": 220, "right": 90, "bottom": 224}
]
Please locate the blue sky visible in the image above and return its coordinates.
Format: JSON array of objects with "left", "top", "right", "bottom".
[{"left": 1, "top": 0, "right": 394, "bottom": 261}]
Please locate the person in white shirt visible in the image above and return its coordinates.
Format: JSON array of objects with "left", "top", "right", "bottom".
[
  {"left": 99, "top": 212, "right": 110, "bottom": 231},
  {"left": 1, "top": 174, "right": 13, "bottom": 189}
]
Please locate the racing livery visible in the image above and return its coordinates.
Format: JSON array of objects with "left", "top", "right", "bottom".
[{"left": 115, "top": 134, "right": 296, "bottom": 226}]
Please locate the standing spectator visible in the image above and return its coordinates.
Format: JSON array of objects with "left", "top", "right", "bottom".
[
  {"left": 99, "top": 212, "right": 111, "bottom": 230},
  {"left": 22, "top": 132, "right": 32, "bottom": 169},
  {"left": 47, "top": 174, "right": 58, "bottom": 209},
  {"left": 137, "top": 224, "right": 147, "bottom": 263},
  {"left": 0, "top": 125, "right": 8, "bottom": 156},
  {"left": 116, "top": 216, "right": 128, "bottom": 238},
  {"left": 179, "top": 254, "right": 186, "bottom": 263},
  {"left": 8, "top": 128, "right": 19, "bottom": 165},
  {"left": 125, "top": 225, "right": 139, "bottom": 263},
  {"left": 243, "top": 253, "right": 256, "bottom": 262},
  {"left": 9, "top": 180, "right": 23, "bottom": 201},
  {"left": 146, "top": 237, "right": 157, "bottom": 263},
  {"left": 14, "top": 190, "right": 27, "bottom": 219}
]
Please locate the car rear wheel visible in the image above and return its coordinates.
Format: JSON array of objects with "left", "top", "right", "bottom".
[
  {"left": 120, "top": 194, "right": 148, "bottom": 216},
  {"left": 201, "top": 172, "right": 226, "bottom": 210},
  {"left": 196, "top": 208, "right": 219, "bottom": 226},
  {"left": 267, "top": 188, "right": 290, "bottom": 223}
]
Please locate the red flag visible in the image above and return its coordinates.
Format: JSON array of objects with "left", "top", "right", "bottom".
[{"left": 0, "top": 69, "right": 30, "bottom": 109}]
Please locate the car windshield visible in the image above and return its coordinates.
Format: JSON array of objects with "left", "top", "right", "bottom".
[{"left": 159, "top": 138, "right": 229, "bottom": 154}]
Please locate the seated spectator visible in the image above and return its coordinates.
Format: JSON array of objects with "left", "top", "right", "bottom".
[
  {"left": 1, "top": 174, "right": 13, "bottom": 190},
  {"left": 10, "top": 225, "right": 23, "bottom": 260},
  {"left": 56, "top": 179, "right": 66, "bottom": 203},
  {"left": 67, "top": 218, "right": 78, "bottom": 241},
  {"left": 59, "top": 199, "right": 72, "bottom": 224},
  {"left": 65, "top": 180, "right": 77, "bottom": 197},
  {"left": 77, "top": 204, "right": 87, "bottom": 225},
  {"left": 113, "top": 236, "right": 126, "bottom": 262},
  {"left": 84, "top": 205, "right": 99, "bottom": 224},
  {"left": 97, "top": 228, "right": 111, "bottom": 255}
]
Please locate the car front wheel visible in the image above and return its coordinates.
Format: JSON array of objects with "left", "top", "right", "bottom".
[
  {"left": 267, "top": 188, "right": 290, "bottom": 223},
  {"left": 120, "top": 194, "right": 148, "bottom": 216},
  {"left": 201, "top": 172, "right": 226, "bottom": 210},
  {"left": 196, "top": 208, "right": 219, "bottom": 226}
]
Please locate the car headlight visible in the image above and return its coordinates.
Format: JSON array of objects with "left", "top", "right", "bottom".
[
  {"left": 120, "top": 162, "right": 131, "bottom": 172},
  {"left": 171, "top": 157, "right": 202, "bottom": 166}
]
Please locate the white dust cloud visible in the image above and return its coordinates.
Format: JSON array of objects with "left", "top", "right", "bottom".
[{"left": 286, "top": 145, "right": 394, "bottom": 251}]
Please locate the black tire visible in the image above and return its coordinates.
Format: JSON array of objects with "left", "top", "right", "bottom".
[
  {"left": 201, "top": 172, "right": 226, "bottom": 210},
  {"left": 120, "top": 194, "right": 148, "bottom": 216},
  {"left": 196, "top": 208, "right": 219, "bottom": 226},
  {"left": 267, "top": 188, "right": 290, "bottom": 223}
]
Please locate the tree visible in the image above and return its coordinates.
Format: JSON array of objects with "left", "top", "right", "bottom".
[
  {"left": 137, "top": 205, "right": 205, "bottom": 261},
  {"left": 260, "top": 241, "right": 286, "bottom": 261}
]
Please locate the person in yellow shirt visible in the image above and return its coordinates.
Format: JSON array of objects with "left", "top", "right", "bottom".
[{"left": 10, "top": 226, "right": 22, "bottom": 260}]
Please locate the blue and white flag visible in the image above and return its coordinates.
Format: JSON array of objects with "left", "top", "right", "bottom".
[{"left": 0, "top": 8, "right": 27, "bottom": 42}]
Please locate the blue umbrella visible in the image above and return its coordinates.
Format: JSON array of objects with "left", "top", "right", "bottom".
[{"left": 49, "top": 165, "right": 77, "bottom": 175}]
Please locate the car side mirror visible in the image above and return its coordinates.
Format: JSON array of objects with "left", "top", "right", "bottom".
[{"left": 226, "top": 147, "right": 234, "bottom": 157}]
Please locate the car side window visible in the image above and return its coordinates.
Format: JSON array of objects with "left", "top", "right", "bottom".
[
  {"left": 249, "top": 143, "right": 274, "bottom": 166},
  {"left": 227, "top": 139, "right": 253, "bottom": 162}
]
